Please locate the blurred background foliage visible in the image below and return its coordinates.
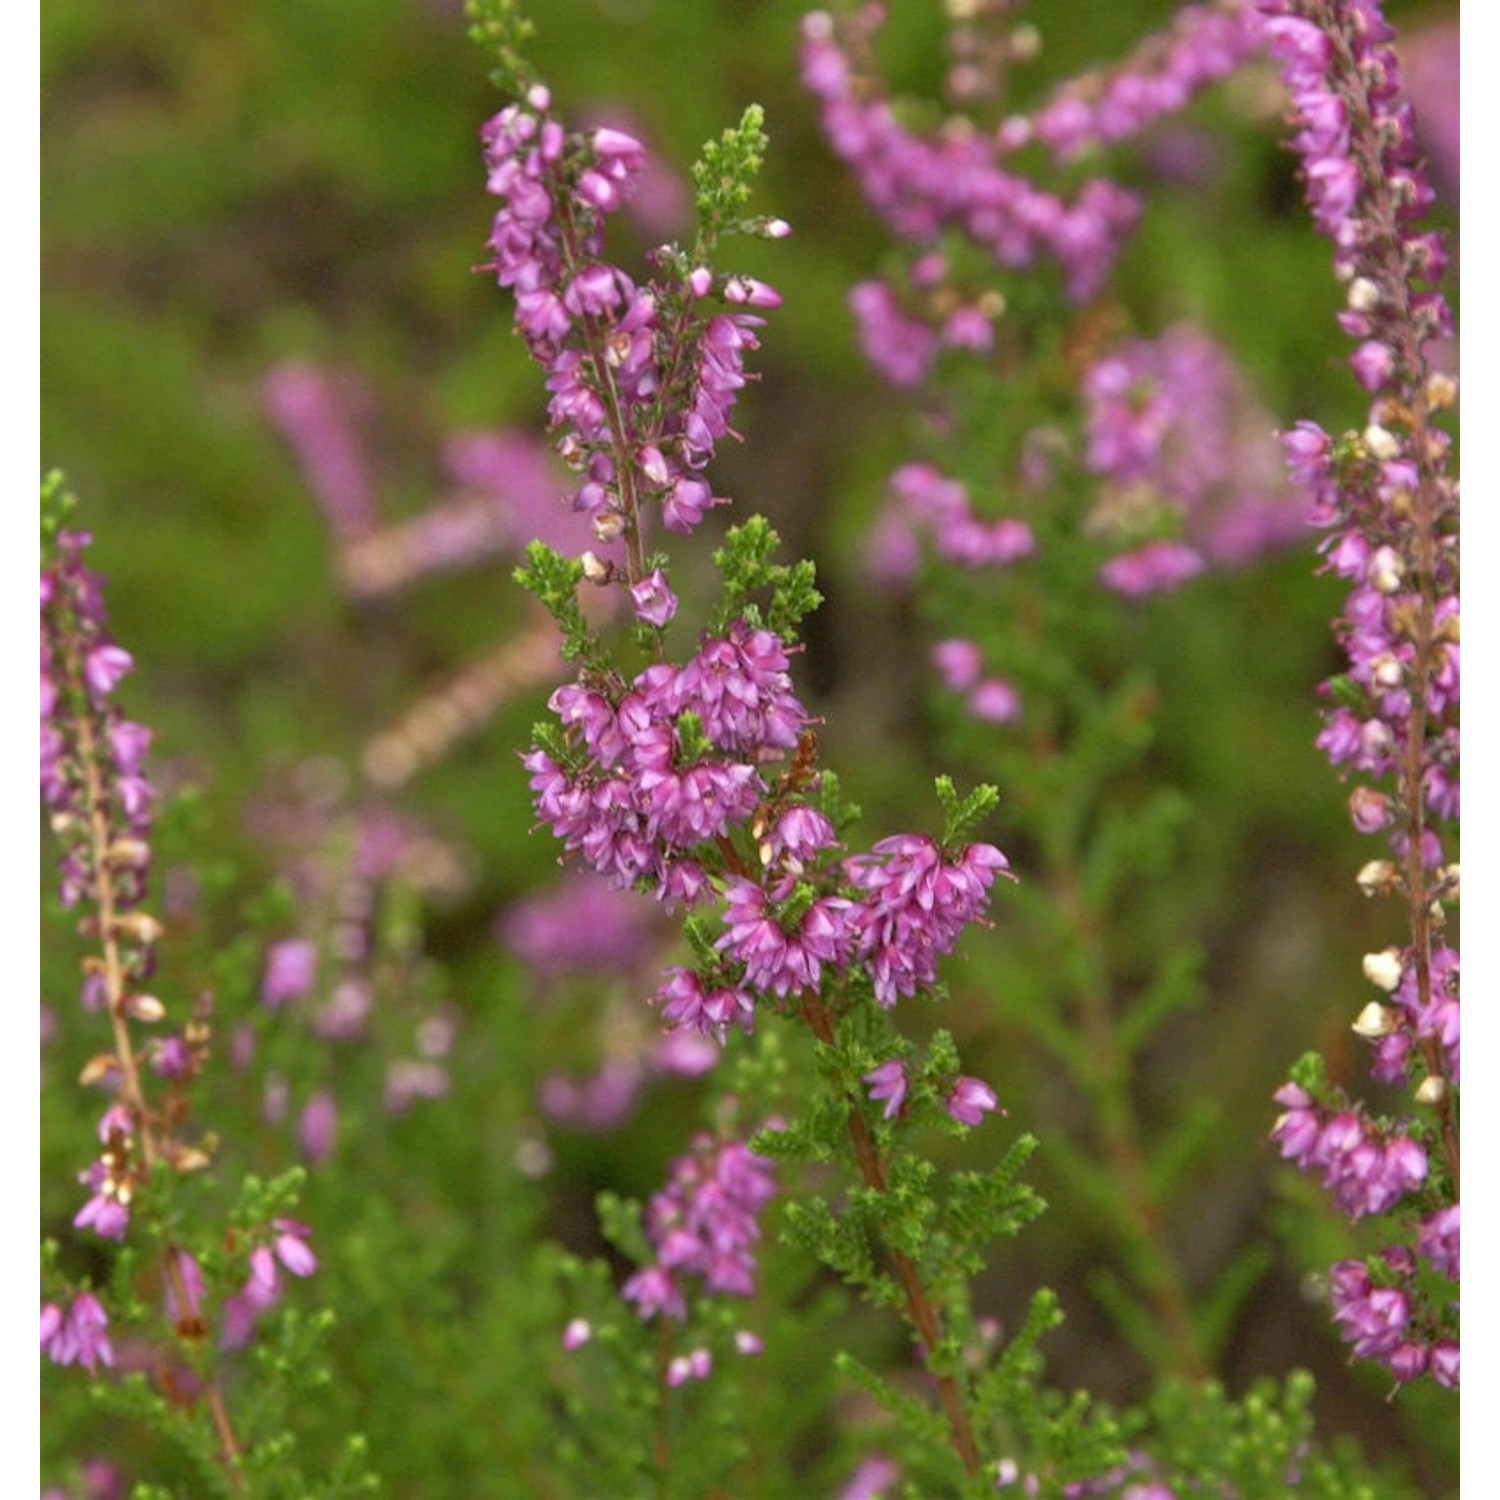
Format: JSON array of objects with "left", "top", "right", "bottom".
[{"left": 42, "top": 0, "right": 1458, "bottom": 1494}]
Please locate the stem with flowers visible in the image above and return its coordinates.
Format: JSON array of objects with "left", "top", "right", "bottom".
[{"left": 1261, "top": 0, "right": 1459, "bottom": 1391}]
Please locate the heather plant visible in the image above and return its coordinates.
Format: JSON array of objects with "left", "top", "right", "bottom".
[{"left": 41, "top": 0, "right": 1457, "bottom": 1495}]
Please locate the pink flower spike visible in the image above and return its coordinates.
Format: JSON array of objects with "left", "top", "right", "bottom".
[{"left": 946, "top": 1076, "right": 1002, "bottom": 1127}]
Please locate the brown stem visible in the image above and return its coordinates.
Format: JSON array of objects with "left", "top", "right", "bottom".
[
  {"left": 800, "top": 993, "right": 984, "bottom": 1479},
  {"left": 64, "top": 648, "right": 246, "bottom": 1492}
]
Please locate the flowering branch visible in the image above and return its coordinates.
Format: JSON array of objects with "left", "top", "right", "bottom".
[{"left": 1261, "top": 0, "right": 1459, "bottom": 1390}]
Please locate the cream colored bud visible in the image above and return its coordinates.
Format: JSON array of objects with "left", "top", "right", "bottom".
[
  {"left": 1347, "top": 277, "right": 1380, "bottom": 312},
  {"left": 1441, "top": 862, "right": 1459, "bottom": 899},
  {"left": 1415, "top": 1074, "right": 1447, "bottom": 1106},
  {"left": 106, "top": 837, "right": 151, "bottom": 869},
  {"left": 1426, "top": 371, "right": 1458, "bottom": 410},
  {"left": 1010, "top": 23, "right": 1041, "bottom": 59},
  {"left": 1356, "top": 859, "right": 1397, "bottom": 896},
  {"left": 126, "top": 993, "right": 166, "bottom": 1024},
  {"left": 1368, "top": 546, "right": 1404, "bottom": 594},
  {"left": 579, "top": 550, "right": 610, "bottom": 583},
  {"left": 79, "top": 1053, "right": 121, "bottom": 1087},
  {"left": 114, "top": 911, "right": 164, "bottom": 944},
  {"left": 1362, "top": 949, "right": 1403, "bottom": 991},
  {"left": 1371, "top": 653, "right": 1403, "bottom": 689},
  {"left": 593, "top": 511, "right": 625, "bottom": 542},
  {"left": 1352, "top": 1001, "right": 1395, "bottom": 1038},
  {"left": 1363, "top": 424, "right": 1400, "bottom": 461}
]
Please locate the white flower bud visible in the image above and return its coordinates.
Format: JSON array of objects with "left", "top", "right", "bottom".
[
  {"left": 1356, "top": 859, "right": 1397, "bottom": 896},
  {"left": 1367, "top": 545, "right": 1404, "bottom": 593},
  {"left": 1347, "top": 277, "right": 1380, "bottom": 312},
  {"left": 1414, "top": 1074, "right": 1447, "bottom": 1106},
  {"left": 1362, "top": 949, "right": 1403, "bottom": 991},
  {"left": 593, "top": 510, "right": 625, "bottom": 542},
  {"left": 125, "top": 993, "right": 166, "bottom": 1024},
  {"left": 1352, "top": 1001, "right": 1395, "bottom": 1038},
  {"left": 579, "top": 550, "right": 610, "bottom": 583},
  {"left": 1363, "top": 423, "right": 1400, "bottom": 461},
  {"left": 1423, "top": 371, "right": 1458, "bottom": 411}
]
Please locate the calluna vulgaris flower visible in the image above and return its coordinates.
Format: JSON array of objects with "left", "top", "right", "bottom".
[
  {"left": 621, "top": 1132, "right": 779, "bottom": 1323},
  {"left": 1260, "top": 0, "right": 1459, "bottom": 1387}
]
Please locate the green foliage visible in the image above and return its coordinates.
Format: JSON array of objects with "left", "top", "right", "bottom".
[
  {"left": 691, "top": 104, "right": 770, "bottom": 252},
  {"left": 464, "top": 0, "right": 537, "bottom": 95},
  {"left": 710, "top": 515, "right": 823, "bottom": 643},
  {"left": 513, "top": 541, "right": 602, "bottom": 667}
]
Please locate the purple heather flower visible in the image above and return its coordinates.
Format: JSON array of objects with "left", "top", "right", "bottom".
[
  {"left": 968, "top": 678, "right": 1021, "bottom": 725},
  {"left": 946, "top": 1075, "right": 1002, "bottom": 1127},
  {"left": 264, "top": 361, "right": 381, "bottom": 541},
  {"left": 1099, "top": 541, "right": 1206, "bottom": 599},
  {"left": 655, "top": 968, "right": 756, "bottom": 1044},
  {"left": 665, "top": 1348, "right": 713, "bottom": 1387},
  {"left": 624, "top": 1133, "right": 778, "bottom": 1322},
  {"left": 840, "top": 1456, "right": 900, "bottom": 1500},
  {"left": 297, "top": 1091, "right": 338, "bottom": 1163},
  {"left": 801, "top": 8, "right": 1143, "bottom": 301},
  {"left": 863, "top": 1059, "right": 909, "bottom": 1121},
  {"left": 41, "top": 1291, "right": 115, "bottom": 1374},
  {"left": 164, "top": 1249, "right": 206, "bottom": 1326},
  {"left": 1417, "top": 1204, "right": 1459, "bottom": 1281},
  {"left": 844, "top": 836, "right": 1011, "bottom": 1006},
  {"left": 932, "top": 638, "right": 982, "bottom": 692},
  {"left": 261, "top": 939, "right": 316, "bottom": 1009},
  {"left": 630, "top": 569, "right": 678, "bottom": 627}
]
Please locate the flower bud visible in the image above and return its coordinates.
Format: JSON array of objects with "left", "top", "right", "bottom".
[
  {"left": 1414, "top": 1075, "right": 1447, "bottom": 1106},
  {"left": 1356, "top": 859, "right": 1398, "bottom": 897},
  {"left": 106, "top": 837, "right": 151, "bottom": 869},
  {"left": 1425, "top": 371, "right": 1458, "bottom": 410},
  {"left": 1362, "top": 424, "right": 1400, "bottom": 461},
  {"left": 79, "top": 1053, "right": 121, "bottom": 1087},
  {"left": 113, "top": 912, "right": 164, "bottom": 944},
  {"left": 1352, "top": 1001, "right": 1395, "bottom": 1038},
  {"left": 1362, "top": 949, "right": 1403, "bottom": 991},
  {"left": 1346, "top": 276, "right": 1380, "bottom": 312},
  {"left": 125, "top": 993, "right": 166, "bottom": 1024},
  {"left": 1367, "top": 545, "right": 1404, "bottom": 593},
  {"left": 579, "top": 550, "right": 610, "bottom": 583}
]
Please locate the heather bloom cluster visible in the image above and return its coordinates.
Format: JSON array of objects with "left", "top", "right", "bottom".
[
  {"left": 1006, "top": 0, "right": 1261, "bottom": 166},
  {"left": 41, "top": 522, "right": 163, "bottom": 1244},
  {"left": 621, "top": 1130, "right": 778, "bottom": 1325},
  {"left": 870, "top": 461, "right": 1036, "bottom": 584},
  {"left": 525, "top": 621, "right": 809, "bottom": 910},
  {"left": 41, "top": 490, "right": 322, "bottom": 1483},
  {"left": 800, "top": 8, "right": 1140, "bottom": 303},
  {"left": 1081, "top": 324, "right": 1309, "bottom": 597},
  {"left": 480, "top": 84, "right": 780, "bottom": 567},
  {"left": 1260, "top": 0, "right": 1459, "bottom": 1388},
  {"left": 500, "top": 873, "right": 717, "bottom": 1129},
  {"left": 40, "top": 1293, "right": 115, "bottom": 1376}
]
